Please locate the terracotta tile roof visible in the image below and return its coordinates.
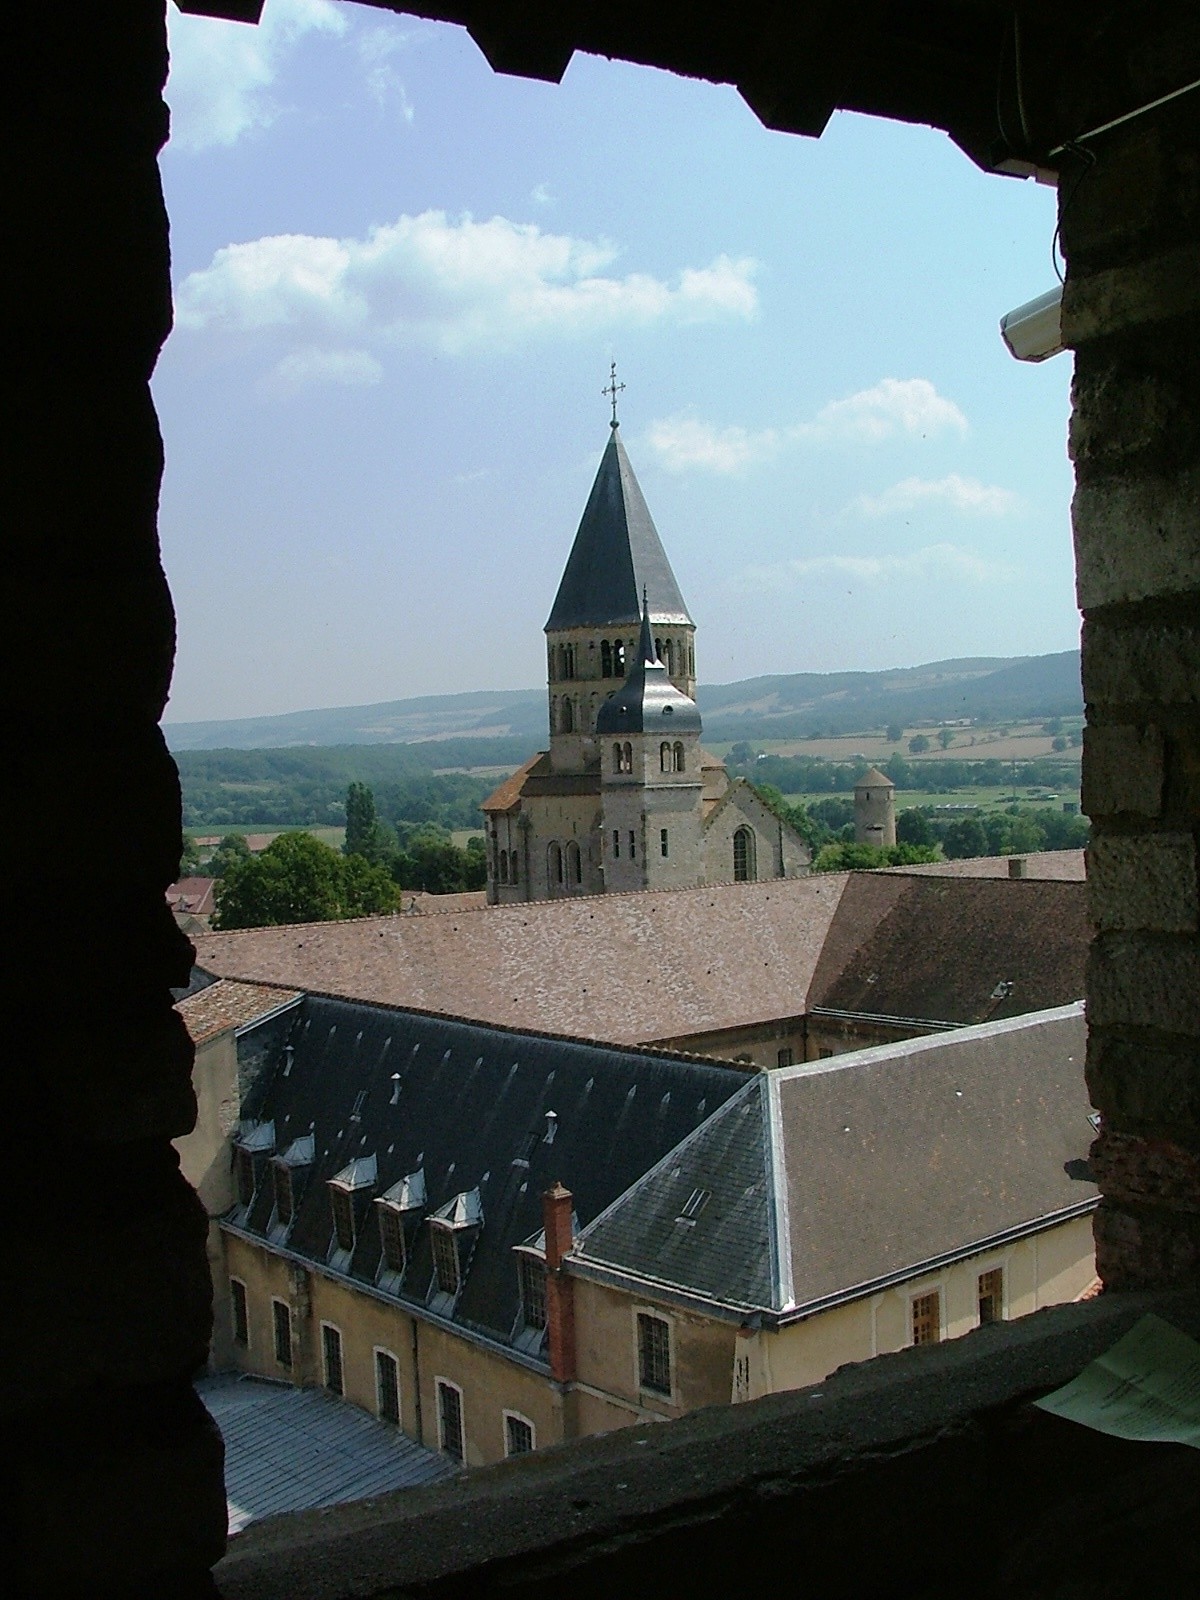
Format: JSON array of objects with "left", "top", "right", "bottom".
[
  {"left": 400, "top": 890, "right": 488, "bottom": 914},
  {"left": 166, "top": 876, "right": 216, "bottom": 915},
  {"left": 809, "top": 873, "right": 1088, "bottom": 1025},
  {"left": 881, "top": 850, "right": 1086, "bottom": 880},
  {"left": 481, "top": 753, "right": 544, "bottom": 812},
  {"left": 177, "top": 977, "right": 301, "bottom": 1045},
  {"left": 193, "top": 876, "right": 853, "bottom": 1047}
]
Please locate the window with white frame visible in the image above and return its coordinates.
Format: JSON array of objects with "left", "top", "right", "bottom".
[
  {"left": 271, "top": 1298, "right": 292, "bottom": 1368},
  {"left": 519, "top": 1254, "right": 547, "bottom": 1332},
  {"left": 230, "top": 1278, "right": 249, "bottom": 1348},
  {"left": 636, "top": 1311, "right": 672, "bottom": 1396},
  {"left": 375, "top": 1348, "right": 401, "bottom": 1425},
  {"left": 437, "top": 1379, "right": 464, "bottom": 1462},
  {"left": 504, "top": 1412, "right": 535, "bottom": 1456},
  {"left": 911, "top": 1289, "right": 942, "bottom": 1346},
  {"left": 321, "top": 1322, "right": 344, "bottom": 1395},
  {"left": 977, "top": 1267, "right": 1004, "bottom": 1325}
]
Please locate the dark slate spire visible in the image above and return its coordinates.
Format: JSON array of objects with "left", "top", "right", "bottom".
[
  {"left": 595, "top": 593, "right": 702, "bottom": 736},
  {"left": 545, "top": 429, "right": 693, "bottom": 631}
]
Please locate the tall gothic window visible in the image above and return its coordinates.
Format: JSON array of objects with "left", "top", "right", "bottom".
[
  {"left": 673, "top": 742, "right": 685, "bottom": 771},
  {"left": 622, "top": 741, "right": 633, "bottom": 773},
  {"left": 733, "top": 827, "right": 756, "bottom": 882},
  {"left": 660, "top": 742, "right": 671, "bottom": 772},
  {"left": 565, "top": 840, "right": 581, "bottom": 885},
  {"left": 548, "top": 842, "right": 563, "bottom": 887},
  {"left": 600, "top": 639, "right": 613, "bottom": 677},
  {"left": 561, "top": 697, "right": 574, "bottom": 733}
]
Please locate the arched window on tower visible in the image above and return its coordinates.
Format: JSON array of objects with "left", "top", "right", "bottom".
[
  {"left": 673, "top": 742, "right": 685, "bottom": 772},
  {"left": 654, "top": 636, "right": 663, "bottom": 663},
  {"left": 547, "top": 645, "right": 555, "bottom": 681},
  {"left": 665, "top": 639, "right": 675, "bottom": 674},
  {"left": 612, "top": 743, "right": 623, "bottom": 774},
  {"left": 548, "top": 843, "right": 563, "bottom": 889},
  {"left": 565, "top": 840, "right": 581, "bottom": 886},
  {"left": 563, "top": 644, "right": 575, "bottom": 679},
  {"left": 614, "top": 640, "right": 626, "bottom": 676},
  {"left": 622, "top": 741, "right": 633, "bottom": 773},
  {"left": 561, "top": 698, "right": 574, "bottom": 733},
  {"left": 510, "top": 851, "right": 519, "bottom": 884},
  {"left": 689, "top": 645, "right": 695, "bottom": 676},
  {"left": 733, "top": 827, "right": 757, "bottom": 883},
  {"left": 550, "top": 696, "right": 559, "bottom": 732},
  {"left": 600, "top": 640, "right": 612, "bottom": 677},
  {"left": 660, "top": 742, "right": 671, "bottom": 773}
]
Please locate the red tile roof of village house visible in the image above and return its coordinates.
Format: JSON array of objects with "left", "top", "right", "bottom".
[
  {"left": 166, "top": 876, "right": 216, "bottom": 915},
  {"left": 192, "top": 875, "right": 854, "bottom": 1047},
  {"left": 176, "top": 977, "right": 301, "bottom": 1045}
]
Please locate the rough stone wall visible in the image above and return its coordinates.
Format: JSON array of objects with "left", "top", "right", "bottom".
[
  {"left": 8, "top": 5, "right": 226, "bottom": 1591},
  {"left": 1062, "top": 95, "right": 1200, "bottom": 1288}
]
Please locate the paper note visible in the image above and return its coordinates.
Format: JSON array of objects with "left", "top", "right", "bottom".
[{"left": 1034, "top": 1313, "right": 1200, "bottom": 1448}]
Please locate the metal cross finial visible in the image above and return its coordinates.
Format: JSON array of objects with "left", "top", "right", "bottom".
[{"left": 602, "top": 361, "right": 625, "bottom": 428}]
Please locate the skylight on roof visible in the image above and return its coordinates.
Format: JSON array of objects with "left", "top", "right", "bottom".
[{"left": 677, "top": 1187, "right": 712, "bottom": 1225}]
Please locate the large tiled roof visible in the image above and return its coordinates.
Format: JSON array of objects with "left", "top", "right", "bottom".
[
  {"left": 880, "top": 850, "right": 1086, "bottom": 880},
  {"left": 193, "top": 875, "right": 853, "bottom": 1047},
  {"left": 177, "top": 977, "right": 301, "bottom": 1045},
  {"left": 808, "top": 873, "right": 1087, "bottom": 1026},
  {"left": 229, "top": 995, "right": 746, "bottom": 1350},
  {"left": 545, "top": 429, "right": 692, "bottom": 631},
  {"left": 573, "top": 1005, "right": 1097, "bottom": 1318}
]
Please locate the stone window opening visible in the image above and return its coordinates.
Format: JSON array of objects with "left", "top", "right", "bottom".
[
  {"left": 613, "top": 829, "right": 620, "bottom": 858},
  {"left": 911, "top": 1290, "right": 942, "bottom": 1347},
  {"left": 673, "top": 741, "right": 685, "bottom": 772},
  {"left": 614, "top": 639, "right": 626, "bottom": 675},
  {"left": 562, "top": 643, "right": 576, "bottom": 678},
  {"left": 509, "top": 850, "right": 519, "bottom": 884},
  {"left": 733, "top": 826, "right": 757, "bottom": 882},
  {"left": 437, "top": 1378, "right": 465, "bottom": 1463},
  {"left": 375, "top": 1348, "right": 401, "bottom": 1426},
  {"left": 230, "top": 1278, "right": 249, "bottom": 1349},
  {"left": 504, "top": 1412, "right": 536, "bottom": 1456},
  {"left": 271, "top": 1298, "right": 292, "bottom": 1369},
  {"left": 565, "top": 839, "right": 582, "bottom": 885},
  {"left": 548, "top": 841, "right": 564, "bottom": 888},
  {"left": 377, "top": 1203, "right": 407, "bottom": 1275},
  {"left": 623, "top": 741, "right": 633, "bottom": 772},
  {"left": 499, "top": 851, "right": 509, "bottom": 884},
  {"left": 431, "top": 1224, "right": 462, "bottom": 1297},
  {"left": 629, "top": 830, "right": 636, "bottom": 860},
  {"left": 600, "top": 639, "right": 613, "bottom": 677},
  {"left": 660, "top": 741, "right": 672, "bottom": 772},
  {"left": 661, "top": 828, "right": 669, "bottom": 858},
  {"left": 561, "top": 697, "right": 574, "bottom": 733},
  {"left": 321, "top": 1322, "right": 344, "bottom": 1395},
  {"left": 637, "top": 1310, "right": 672, "bottom": 1396}
]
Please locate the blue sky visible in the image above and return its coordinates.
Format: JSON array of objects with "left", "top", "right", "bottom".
[{"left": 157, "top": 0, "right": 1077, "bottom": 724}]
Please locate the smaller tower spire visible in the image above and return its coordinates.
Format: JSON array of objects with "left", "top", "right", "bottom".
[
  {"left": 602, "top": 361, "right": 626, "bottom": 430},
  {"left": 638, "top": 587, "right": 657, "bottom": 665}
]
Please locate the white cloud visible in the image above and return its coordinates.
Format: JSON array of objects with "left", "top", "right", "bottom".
[
  {"left": 531, "top": 183, "right": 554, "bottom": 207},
  {"left": 357, "top": 23, "right": 416, "bottom": 119},
  {"left": 738, "top": 543, "right": 1016, "bottom": 591},
  {"left": 272, "top": 347, "right": 383, "bottom": 387},
  {"left": 166, "top": 0, "right": 346, "bottom": 153},
  {"left": 851, "top": 474, "right": 1020, "bottom": 518},
  {"left": 647, "top": 378, "right": 968, "bottom": 473},
  {"left": 175, "top": 213, "right": 758, "bottom": 363}
]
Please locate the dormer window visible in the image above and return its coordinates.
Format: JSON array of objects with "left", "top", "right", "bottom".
[
  {"left": 519, "top": 1255, "right": 547, "bottom": 1332},
  {"left": 232, "top": 1120, "right": 275, "bottom": 1208},
  {"left": 375, "top": 1169, "right": 426, "bottom": 1284},
  {"left": 274, "top": 1163, "right": 295, "bottom": 1227},
  {"left": 271, "top": 1134, "right": 314, "bottom": 1233},
  {"left": 428, "top": 1188, "right": 483, "bottom": 1305},
  {"left": 327, "top": 1153, "right": 377, "bottom": 1265}
]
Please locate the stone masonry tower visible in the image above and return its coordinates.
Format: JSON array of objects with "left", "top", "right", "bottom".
[
  {"left": 543, "top": 421, "right": 696, "bottom": 775},
  {"left": 855, "top": 766, "right": 897, "bottom": 848},
  {"left": 596, "top": 601, "right": 705, "bottom": 892}
]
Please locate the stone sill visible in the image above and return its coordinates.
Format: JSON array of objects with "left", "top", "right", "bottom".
[{"left": 217, "top": 1289, "right": 1200, "bottom": 1600}]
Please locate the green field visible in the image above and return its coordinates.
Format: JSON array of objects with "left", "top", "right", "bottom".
[{"left": 784, "top": 787, "right": 1081, "bottom": 811}]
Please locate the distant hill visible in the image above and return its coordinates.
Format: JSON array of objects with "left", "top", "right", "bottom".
[{"left": 165, "top": 652, "right": 1082, "bottom": 752}]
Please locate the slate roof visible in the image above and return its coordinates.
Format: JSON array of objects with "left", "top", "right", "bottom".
[
  {"left": 545, "top": 429, "right": 692, "bottom": 631},
  {"left": 595, "top": 609, "right": 703, "bottom": 736},
  {"left": 177, "top": 978, "right": 301, "bottom": 1046},
  {"left": 573, "top": 1005, "right": 1097, "bottom": 1319},
  {"left": 227, "top": 995, "right": 746, "bottom": 1351},
  {"left": 194, "top": 875, "right": 852, "bottom": 1047},
  {"left": 808, "top": 873, "right": 1087, "bottom": 1026},
  {"left": 198, "top": 1373, "right": 454, "bottom": 1534}
]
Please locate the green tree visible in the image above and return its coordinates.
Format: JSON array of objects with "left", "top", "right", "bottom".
[
  {"left": 208, "top": 832, "right": 252, "bottom": 879},
  {"left": 885, "top": 723, "right": 904, "bottom": 743},
  {"left": 896, "top": 807, "right": 934, "bottom": 846},
  {"left": 1052, "top": 735, "right": 1068, "bottom": 752},
  {"left": 345, "top": 782, "right": 393, "bottom": 864},
  {"left": 908, "top": 734, "right": 931, "bottom": 754},
  {"left": 937, "top": 727, "right": 955, "bottom": 750},
  {"left": 812, "top": 841, "right": 941, "bottom": 872},
  {"left": 942, "top": 817, "right": 988, "bottom": 859},
  {"left": 393, "top": 828, "right": 487, "bottom": 894},
  {"left": 214, "top": 831, "right": 398, "bottom": 929},
  {"left": 178, "top": 833, "right": 203, "bottom": 876}
]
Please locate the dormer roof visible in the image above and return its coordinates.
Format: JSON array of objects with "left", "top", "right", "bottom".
[
  {"left": 330, "top": 1153, "right": 377, "bottom": 1192},
  {"left": 545, "top": 429, "right": 692, "bottom": 632},
  {"left": 433, "top": 1187, "right": 484, "bottom": 1230},
  {"left": 596, "top": 604, "right": 703, "bottom": 736}
]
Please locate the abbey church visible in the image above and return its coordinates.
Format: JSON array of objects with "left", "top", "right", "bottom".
[{"left": 483, "top": 420, "right": 812, "bottom": 902}]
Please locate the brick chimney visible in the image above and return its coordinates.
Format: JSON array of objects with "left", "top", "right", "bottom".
[
  {"left": 543, "top": 1181, "right": 576, "bottom": 1383},
  {"left": 1009, "top": 856, "right": 1027, "bottom": 879}
]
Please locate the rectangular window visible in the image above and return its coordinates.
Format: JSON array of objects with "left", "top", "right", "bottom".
[
  {"left": 431, "top": 1227, "right": 461, "bottom": 1296},
  {"left": 322, "top": 1323, "right": 344, "bottom": 1395},
  {"left": 271, "top": 1299, "right": 292, "bottom": 1367},
  {"left": 629, "top": 830, "right": 636, "bottom": 859},
  {"left": 911, "top": 1290, "right": 942, "bottom": 1347},
  {"left": 330, "top": 1187, "right": 356, "bottom": 1253},
  {"left": 273, "top": 1161, "right": 294, "bottom": 1227},
  {"left": 505, "top": 1413, "right": 535, "bottom": 1456},
  {"left": 235, "top": 1148, "right": 256, "bottom": 1207},
  {"left": 660, "top": 828, "right": 669, "bottom": 857},
  {"left": 376, "top": 1349, "right": 400, "bottom": 1425},
  {"left": 637, "top": 1312, "right": 672, "bottom": 1396},
  {"left": 978, "top": 1267, "right": 1004, "bottom": 1325},
  {"left": 613, "top": 829, "right": 620, "bottom": 858},
  {"left": 230, "top": 1279, "right": 249, "bottom": 1348},
  {"left": 378, "top": 1205, "right": 406, "bottom": 1274},
  {"left": 777, "top": 1047, "right": 794, "bottom": 1067},
  {"left": 519, "top": 1256, "right": 547, "bottom": 1331},
  {"left": 437, "top": 1380, "right": 464, "bottom": 1463}
]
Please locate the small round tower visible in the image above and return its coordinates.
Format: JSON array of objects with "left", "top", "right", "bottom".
[{"left": 854, "top": 766, "right": 896, "bottom": 849}]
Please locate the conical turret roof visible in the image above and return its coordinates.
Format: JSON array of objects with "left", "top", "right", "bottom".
[
  {"left": 596, "top": 601, "right": 702, "bottom": 737},
  {"left": 546, "top": 428, "right": 693, "bottom": 632}
]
